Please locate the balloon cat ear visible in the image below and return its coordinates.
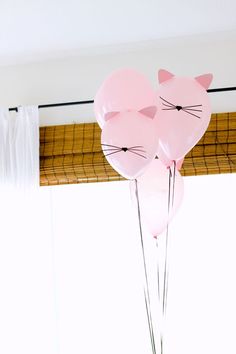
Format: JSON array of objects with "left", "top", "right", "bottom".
[
  {"left": 104, "top": 111, "right": 120, "bottom": 122},
  {"left": 158, "top": 69, "right": 175, "bottom": 84},
  {"left": 139, "top": 106, "right": 157, "bottom": 119},
  {"left": 195, "top": 73, "right": 213, "bottom": 90}
]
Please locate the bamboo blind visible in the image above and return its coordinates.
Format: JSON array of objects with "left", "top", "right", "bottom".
[{"left": 40, "top": 112, "right": 236, "bottom": 186}]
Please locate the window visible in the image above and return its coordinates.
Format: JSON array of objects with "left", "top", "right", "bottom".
[{"left": 0, "top": 173, "right": 235, "bottom": 354}]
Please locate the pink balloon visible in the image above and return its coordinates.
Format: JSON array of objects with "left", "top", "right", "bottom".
[
  {"left": 94, "top": 68, "right": 156, "bottom": 128},
  {"left": 156, "top": 69, "right": 213, "bottom": 161},
  {"left": 157, "top": 144, "right": 184, "bottom": 170},
  {"left": 130, "top": 158, "right": 184, "bottom": 238},
  {"left": 101, "top": 109, "right": 159, "bottom": 180}
]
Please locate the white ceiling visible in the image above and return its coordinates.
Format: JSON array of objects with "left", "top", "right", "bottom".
[{"left": 1, "top": 0, "right": 236, "bottom": 64}]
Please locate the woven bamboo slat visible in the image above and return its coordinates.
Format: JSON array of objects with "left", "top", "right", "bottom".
[{"left": 40, "top": 112, "right": 236, "bottom": 186}]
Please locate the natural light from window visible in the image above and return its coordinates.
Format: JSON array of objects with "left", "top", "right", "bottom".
[{"left": 0, "top": 173, "right": 235, "bottom": 354}]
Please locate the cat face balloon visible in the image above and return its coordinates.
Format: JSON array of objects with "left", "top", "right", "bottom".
[
  {"left": 156, "top": 69, "right": 213, "bottom": 160},
  {"left": 101, "top": 106, "right": 159, "bottom": 179},
  {"left": 94, "top": 68, "right": 157, "bottom": 129}
]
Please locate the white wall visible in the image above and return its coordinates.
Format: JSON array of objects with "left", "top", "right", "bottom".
[{"left": 0, "top": 31, "right": 236, "bottom": 126}]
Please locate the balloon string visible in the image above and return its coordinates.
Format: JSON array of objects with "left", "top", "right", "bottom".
[
  {"left": 156, "top": 238, "right": 163, "bottom": 354},
  {"left": 172, "top": 161, "right": 176, "bottom": 208},
  {"left": 144, "top": 289, "right": 156, "bottom": 354},
  {"left": 162, "top": 167, "right": 172, "bottom": 316},
  {"left": 161, "top": 162, "right": 177, "bottom": 353},
  {"left": 160, "top": 335, "right": 164, "bottom": 354},
  {"left": 162, "top": 162, "right": 177, "bottom": 354},
  {"left": 156, "top": 239, "right": 160, "bottom": 303},
  {"left": 163, "top": 161, "right": 176, "bottom": 315},
  {"left": 134, "top": 179, "right": 156, "bottom": 354}
]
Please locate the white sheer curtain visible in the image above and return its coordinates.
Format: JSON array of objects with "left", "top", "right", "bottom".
[
  {"left": 0, "top": 106, "right": 39, "bottom": 189},
  {"left": 0, "top": 107, "right": 57, "bottom": 354},
  {"left": 0, "top": 109, "right": 10, "bottom": 183}
]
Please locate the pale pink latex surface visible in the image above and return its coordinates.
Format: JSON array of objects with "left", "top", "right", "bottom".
[
  {"left": 101, "top": 111, "right": 159, "bottom": 179},
  {"left": 94, "top": 68, "right": 156, "bottom": 128},
  {"left": 156, "top": 75, "right": 212, "bottom": 160},
  {"left": 130, "top": 159, "right": 184, "bottom": 237},
  {"left": 156, "top": 144, "right": 184, "bottom": 170}
]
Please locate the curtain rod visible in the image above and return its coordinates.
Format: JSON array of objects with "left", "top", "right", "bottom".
[
  {"left": 8, "top": 86, "right": 236, "bottom": 112},
  {"left": 9, "top": 99, "right": 94, "bottom": 112}
]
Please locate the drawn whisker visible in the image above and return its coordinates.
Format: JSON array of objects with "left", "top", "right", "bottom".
[
  {"left": 101, "top": 143, "right": 121, "bottom": 149},
  {"left": 128, "top": 150, "right": 147, "bottom": 159},
  {"left": 182, "top": 109, "right": 201, "bottom": 119},
  {"left": 128, "top": 148, "right": 146, "bottom": 152},
  {"left": 104, "top": 150, "right": 123, "bottom": 157},
  {"left": 182, "top": 108, "right": 202, "bottom": 112},
  {"left": 160, "top": 96, "right": 175, "bottom": 107},
  {"left": 162, "top": 108, "right": 176, "bottom": 111},
  {"left": 102, "top": 148, "right": 122, "bottom": 152},
  {"left": 129, "top": 145, "right": 144, "bottom": 149},
  {"left": 128, "top": 146, "right": 146, "bottom": 152},
  {"left": 182, "top": 104, "right": 202, "bottom": 109},
  {"left": 129, "top": 148, "right": 146, "bottom": 153},
  {"left": 162, "top": 103, "right": 175, "bottom": 108}
]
